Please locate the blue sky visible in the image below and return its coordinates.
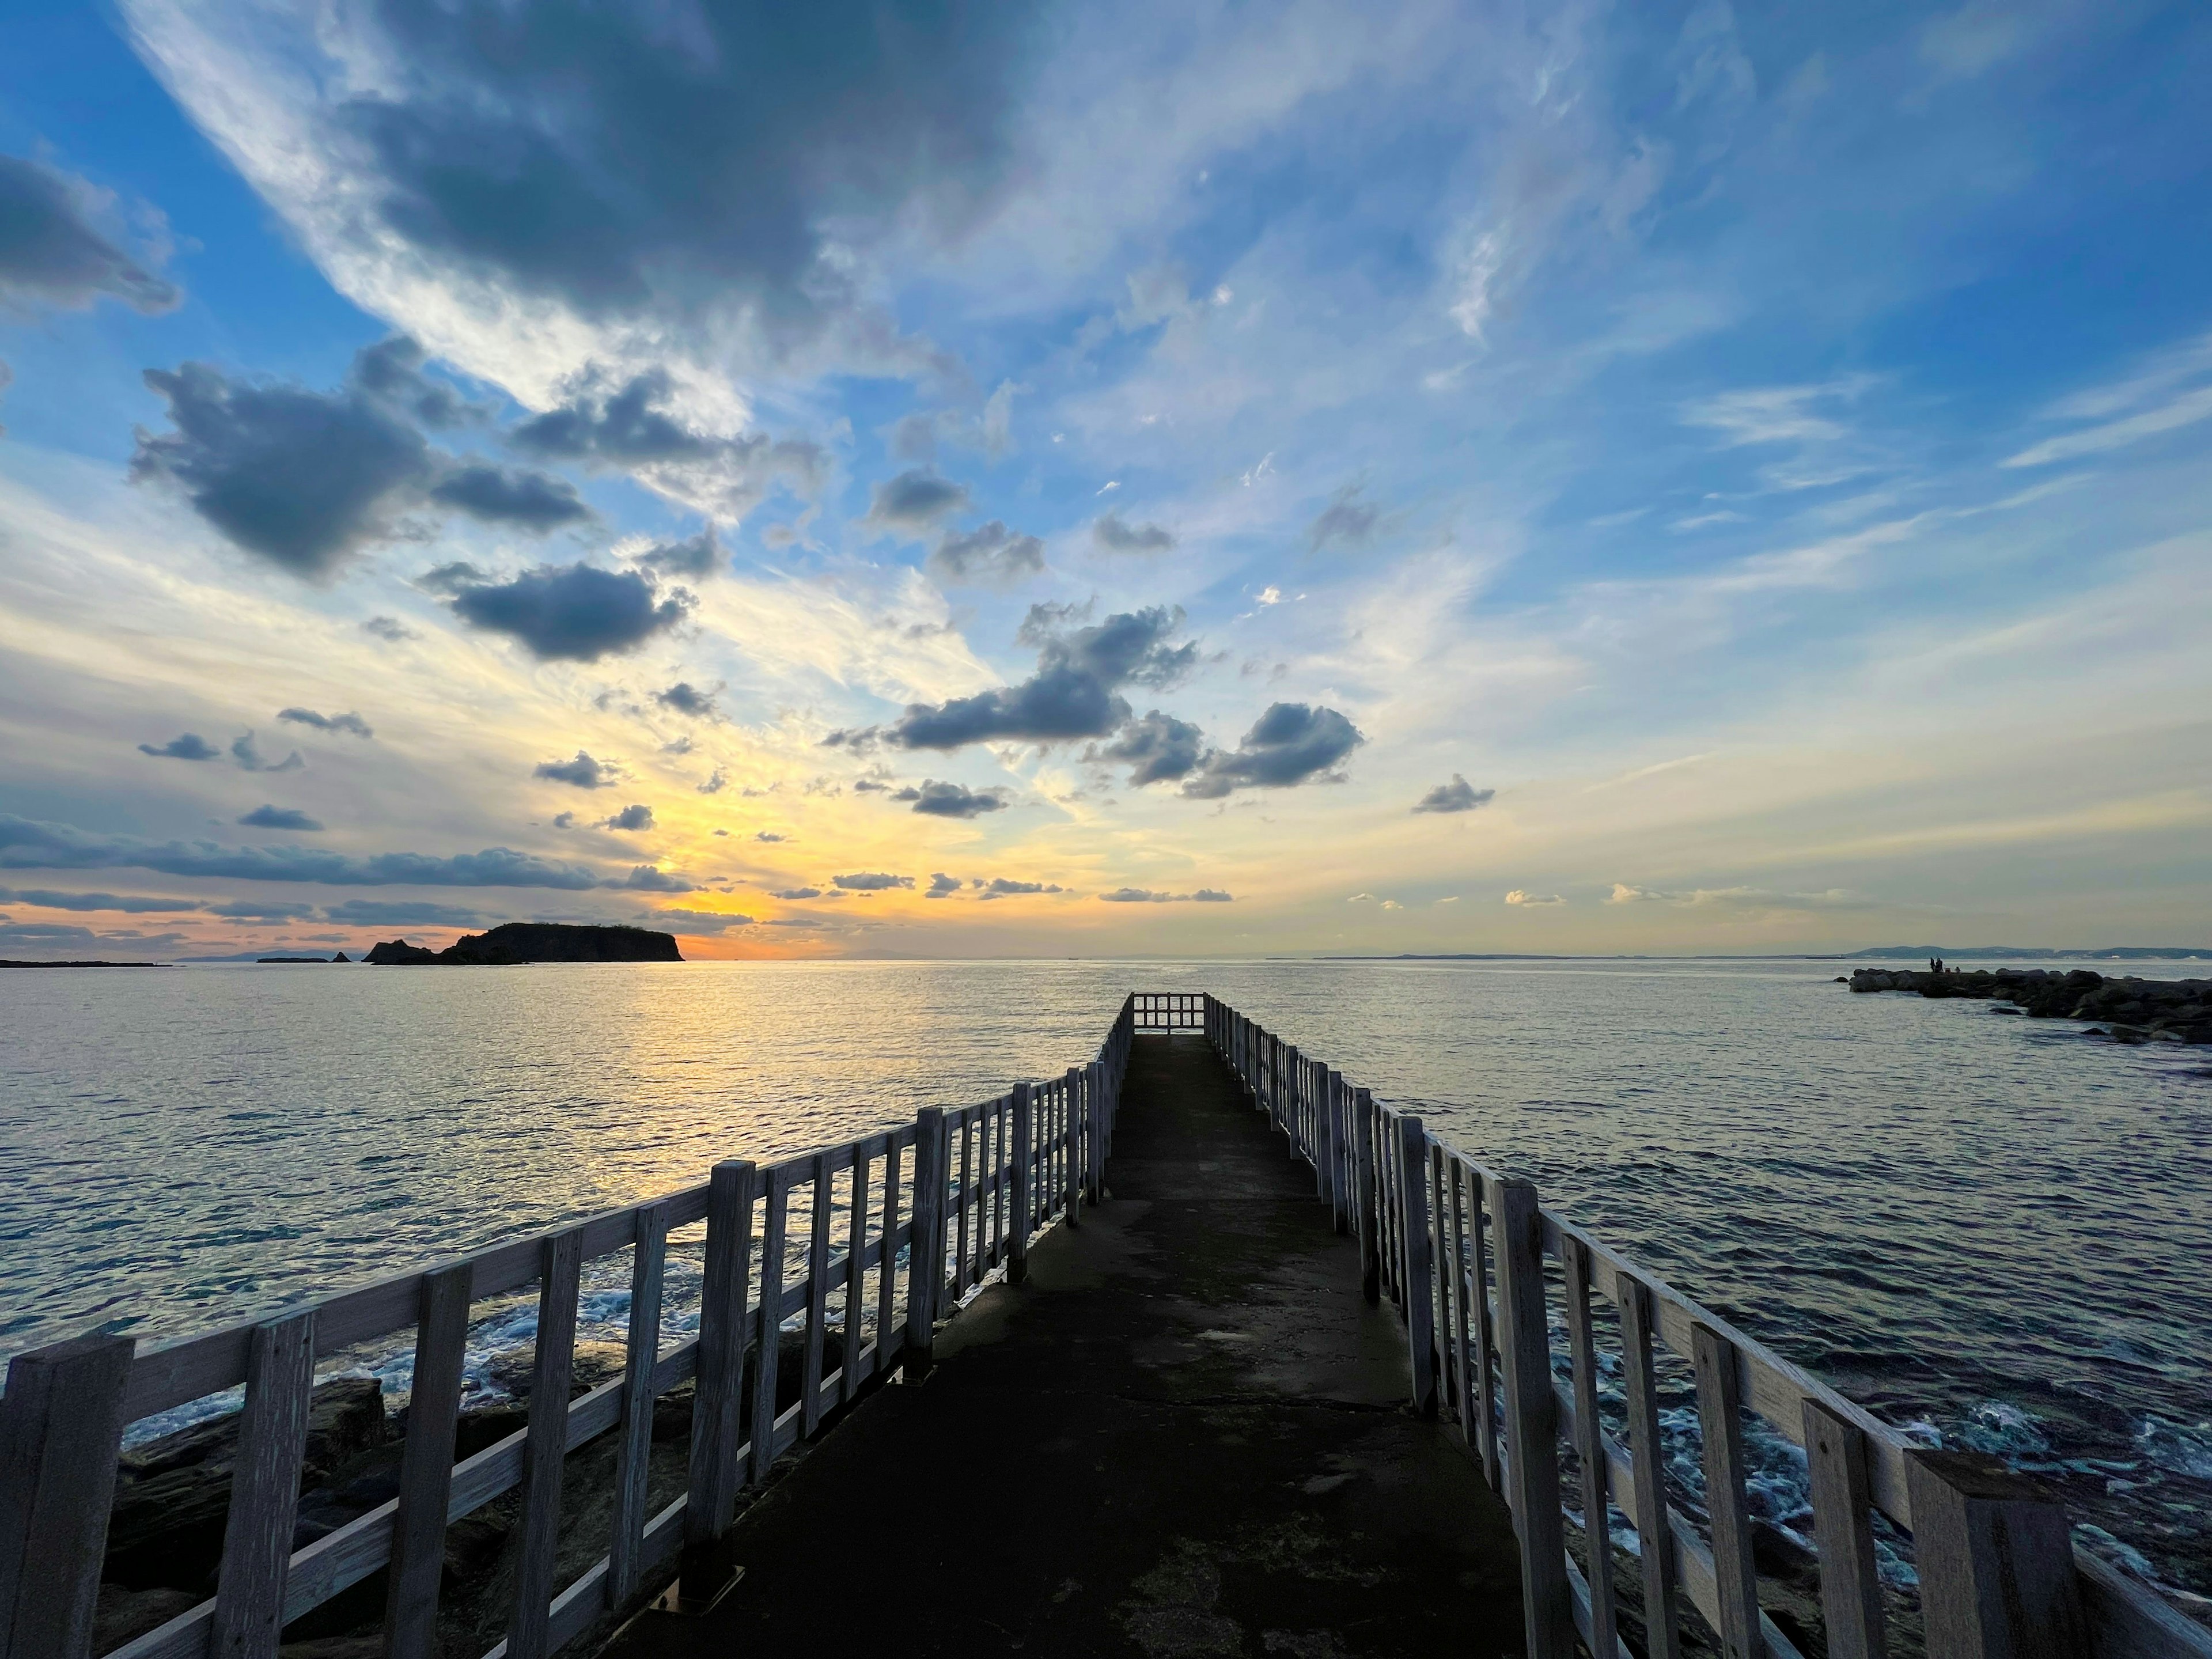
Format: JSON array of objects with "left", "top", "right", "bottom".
[{"left": 2, "top": 0, "right": 2209, "bottom": 958}]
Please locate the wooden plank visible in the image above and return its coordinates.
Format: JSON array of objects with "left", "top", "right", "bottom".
[
  {"left": 1354, "top": 1089, "right": 1380, "bottom": 1304},
  {"left": 1397, "top": 1116, "right": 1437, "bottom": 1415},
  {"left": 1692, "top": 1322, "right": 1763, "bottom": 1659},
  {"left": 608, "top": 1202, "right": 667, "bottom": 1608},
  {"left": 750, "top": 1165, "right": 792, "bottom": 1484},
  {"left": 842, "top": 1139, "right": 874, "bottom": 1406},
  {"left": 684, "top": 1161, "right": 755, "bottom": 1550},
  {"left": 1429, "top": 1142, "right": 1452, "bottom": 1414},
  {"left": 1801, "top": 1398, "right": 1887, "bottom": 1659},
  {"left": 1906, "top": 1451, "right": 2086, "bottom": 1659},
  {"left": 802, "top": 1153, "right": 833, "bottom": 1437},
  {"left": 1062, "top": 1068, "right": 1083, "bottom": 1225},
  {"left": 952, "top": 1109, "right": 972, "bottom": 1293},
  {"left": 1010, "top": 1082, "right": 1034, "bottom": 1285},
  {"left": 2078, "top": 1548, "right": 2212, "bottom": 1659},
  {"left": 1469, "top": 1164, "right": 1501, "bottom": 1490},
  {"left": 876, "top": 1137, "right": 904, "bottom": 1365},
  {"left": 0, "top": 1332, "right": 134, "bottom": 1659},
  {"left": 1617, "top": 1274, "right": 1681, "bottom": 1659},
  {"left": 384, "top": 1263, "right": 474, "bottom": 1656},
  {"left": 507, "top": 1229, "right": 583, "bottom": 1659},
  {"left": 904, "top": 1108, "right": 946, "bottom": 1378},
  {"left": 1490, "top": 1176, "right": 1573, "bottom": 1659},
  {"left": 211, "top": 1310, "right": 316, "bottom": 1659},
  {"left": 1562, "top": 1237, "right": 1618, "bottom": 1659}
]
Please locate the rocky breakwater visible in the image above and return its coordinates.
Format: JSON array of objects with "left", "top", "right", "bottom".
[
  {"left": 1849, "top": 966, "right": 2212, "bottom": 1043},
  {"left": 93, "top": 1325, "right": 839, "bottom": 1656},
  {"left": 365, "top": 921, "right": 681, "bottom": 965}
]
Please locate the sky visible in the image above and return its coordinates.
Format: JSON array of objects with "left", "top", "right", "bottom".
[{"left": 1, "top": 0, "right": 2209, "bottom": 961}]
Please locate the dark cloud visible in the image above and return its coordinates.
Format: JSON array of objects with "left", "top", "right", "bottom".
[
  {"left": 852, "top": 778, "right": 890, "bottom": 793},
  {"left": 551, "top": 812, "right": 577, "bottom": 830},
  {"left": 240, "top": 805, "right": 325, "bottom": 832},
  {"left": 446, "top": 562, "right": 690, "bottom": 661},
  {"left": 634, "top": 529, "right": 724, "bottom": 581},
  {"left": 279, "top": 708, "right": 374, "bottom": 738},
  {"left": 892, "top": 780, "right": 1008, "bottom": 819},
  {"left": 1098, "top": 887, "right": 1232, "bottom": 903},
  {"left": 978, "top": 877, "right": 1061, "bottom": 900},
  {"left": 925, "top": 872, "right": 960, "bottom": 899},
  {"left": 1412, "top": 774, "right": 1494, "bottom": 814},
  {"left": 654, "top": 681, "right": 721, "bottom": 718},
  {"left": 0, "top": 887, "right": 202, "bottom": 914},
  {"left": 207, "top": 899, "right": 320, "bottom": 921},
  {"left": 603, "top": 804, "right": 655, "bottom": 831},
  {"left": 324, "top": 899, "right": 484, "bottom": 927},
  {"left": 321, "top": 6, "right": 1025, "bottom": 354},
  {"left": 832, "top": 872, "right": 912, "bottom": 891},
  {"left": 512, "top": 369, "right": 821, "bottom": 518},
  {"left": 928, "top": 520, "right": 1043, "bottom": 585},
  {"left": 427, "top": 463, "right": 593, "bottom": 529},
  {"left": 755, "top": 832, "right": 785, "bottom": 843},
  {"left": 1014, "top": 599, "right": 1092, "bottom": 646},
  {"left": 363, "top": 615, "right": 417, "bottom": 642},
  {"left": 349, "top": 334, "right": 475, "bottom": 427},
  {"left": 230, "top": 732, "right": 305, "bottom": 772},
  {"left": 1192, "top": 889, "right": 1233, "bottom": 902},
  {"left": 699, "top": 768, "right": 728, "bottom": 795},
  {"left": 653, "top": 907, "right": 755, "bottom": 933},
  {"left": 0, "top": 921, "right": 187, "bottom": 955},
  {"left": 1309, "top": 485, "right": 1378, "bottom": 551},
  {"left": 535, "top": 751, "right": 616, "bottom": 788},
  {"left": 0, "top": 154, "right": 179, "bottom": 314},
  {"left": 139, "top": 732, "right": 220, "bottom": 761},
  {"left": 417, "top": 560, "right": 488, "bottom": 594},
  {"left": 618, "top": 864, "right": 690, "bottom": 891},
  {"left": 1181, "top": 703, "right": 1363, "bottom": 798},
  {"left": 867, "top": 469, "right": 969, "bottom": 536},
  {"left": 764, "top": 918, "right": 824, "bottom": 929},
  {"left": 1092, "top": 512, "right": 1175, "bottom": 554},
  {"left": 884, "top": 606, "right": 1195, "bottom": 751},
  {"left": 132, "top": 361, "right": 434, "bottom": 579},
  {"left": 1097, "top": 710, "right": 1205, "bottom": 786},
  {"left": 771, "top": 886, "right": 823, "bottom": 900},
  {"left": 0, "top": 812, "right": 601, "bottom": 888}
]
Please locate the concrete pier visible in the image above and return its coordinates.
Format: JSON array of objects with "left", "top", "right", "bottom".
[{"left": 608, "top": 1033, "right": 1524, "bottom": 1657}]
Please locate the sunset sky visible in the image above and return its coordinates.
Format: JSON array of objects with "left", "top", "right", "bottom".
[{"left": 3, "top": 0, "right": 2209, "bottom": 960}]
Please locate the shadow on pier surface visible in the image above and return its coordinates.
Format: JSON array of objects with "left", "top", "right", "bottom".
[{"left": 607, "top": 1033, "right": 1525, "bottom": 1658}]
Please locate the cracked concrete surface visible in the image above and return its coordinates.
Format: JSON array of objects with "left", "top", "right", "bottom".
[{"left": 603, "top": 1033, "right": 1525, "bottom": 1657}]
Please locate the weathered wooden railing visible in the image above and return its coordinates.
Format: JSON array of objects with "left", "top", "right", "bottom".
[
  {"left": 1199, "top": 992, "right": 2212, "bottom": 1659},
  {"left": 0, "top": 1000, "right": 1137, "bottom": 1659}
]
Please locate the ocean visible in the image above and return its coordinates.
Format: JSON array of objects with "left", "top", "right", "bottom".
[{"left": 3, "top": 956, "right": 2206, "bottom": 1614}]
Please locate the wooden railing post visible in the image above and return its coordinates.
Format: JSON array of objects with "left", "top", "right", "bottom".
[
  {"left": 904, "top": 1107, "right": 947, "bottom": 1380},
  {"left": 1906, "top": 1450, "right": 2088, "bottom": 1658},
  {"left": 1086, "top": 1059, "right": 1107, "bottom": 1200},
  {"left": 1804, "top": 1399, "right": 1888, "bottom": 1659},
  {"left": 509, "top": 1229, "right": 583, "bottom": 1659},
  {"left": 1562, "top": 1237, "right": 1616, "bottom": 1659},
  {"left": 385, "top": 1263, "right": 473, "bottom": 1654},
  {"left": 1396, "top": 1116, "right": 1438, "bottom": 1415},
  {"left": 213, "top": 1309, "right": 317, "bottom": 1659},
  {"left": 0, "top": 1333, "right": 135, "bottom": 1659},
  {"left": 1489, "top": 1176, "right": 1573, "bottom": 1659},
  {"left": 1062, "top": 1067, "right": 1083, "bottom": 1226},
  {"left": 1691, "top": 1323, "right": 1762, "bottom": 1659},
  {"left": 685, "top": 1160, "right": 756, "bottom": 1559},
  {"left": 1286, "top": 1044, "right": 1304, "bottom": 1158},
  {"left": 1355, "top": 1088, "right": 1380, "bottom": 1304},
  {"left": 1010, "top": 1081, "right": 1035, "bottom": 1285},
  {"left": 1616, "top": 1275, "right": 1681, "bottom": 1659},
  {"left": 610, "top": 1202, "right": 669, "bottom": 1607}
]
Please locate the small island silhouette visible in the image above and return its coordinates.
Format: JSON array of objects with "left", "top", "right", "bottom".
[{"left": 365, "top": 922, "right": 682, "bottom": 965}]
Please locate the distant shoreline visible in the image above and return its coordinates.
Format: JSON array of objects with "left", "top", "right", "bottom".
[{"left": 1305, "top": 946, "right": 2212, "bottom": 963}]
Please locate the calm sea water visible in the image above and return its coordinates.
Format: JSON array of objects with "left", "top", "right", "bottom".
[{"left": 2, "top": 957, "right": 2207, "bottom": 1610}]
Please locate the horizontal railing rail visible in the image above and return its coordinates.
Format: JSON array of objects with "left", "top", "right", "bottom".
[
  {"left": 0, "top": 998, "right": 1139, "bottom": 1659},
  {"left": 1131, "top": 991, "right": 1205, "bottom": 1031},
  {"left": 1194, "top": 992, "right": 2211, "bottom": 1659}
]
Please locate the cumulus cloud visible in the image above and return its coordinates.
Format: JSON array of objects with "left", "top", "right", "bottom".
[
  {"left": 0, "top": 887, "right": 203, "bottom": 914},
  {"left": 633, "top": 529, "right": 725, "bottom": 581},
  {"left": 771, "top": 887, "right": 823, "bottom": 900},
  {"left": 1098, "top": 887, "right": 1232, "bottom": 903},
  {"left": 1, "top": 812, "right": 601, "bottom": 888},
  {"left": 138, "top": 732, "right": 220, "bottom": 761},
  {"left": 929, "top": 520, "right": 1045, "bottom": 586},
  {"left": 1412, "top": 774, "right": 1494, "bottom": 814},
  {"left": 978, "top": 877, "right": 1063, "bottom": 900},
  {"left": 893, "top": 780, "right": 1009, "bottom": 819},
  {"left": 925, "top": 872, "right": 961, "bottom": 899},
  {"left": 618, "top": 864, "right": 691, "bottom": 891},
  {"left": 698, "top": 768, "right": 728, "bottom": 794},
  {"left": 654, "top": 681, "right": 721, "bottom": 718},
  {"left": 1097, "top": 710, "right": 1205, "bottom": 786},
  {"left": 0, "top": 154, "right": 179, "bottom": 315},
  {"left": 602, "top": 804, "right": 655, "bottom": 831},
  {"left": 832, "top": 872, "right": 913, "bottom": 891},
  {"left": 1505, "top": 889, "right": 1565, "bottom": 906},
  {"left": 426, "top": 463, "right": 592, "bottom": 529},
  {"left": 653, "top": 907, "right": 755, "bottom": 933},
  {"left": 446, "top": 563, "right": 690, "bottom": 661},
  {"left": 867, "top": 469, "right": 969, "bottom": 537},
  {"left": 230, "top": 732, "right": 305, "bottom": 772},
  {"left": 239, "top": 805, "right": 324, "bottom": 831},
  {"left": 1309, "top": 484, "right": 1380, "bottom": 551},
  {"left": 882, "top": 605, "right": 1196, "bottom": 751},
  {"left": 1181, "top": 703, "right": 1363, "bottom": 798},
  {"left": 535, "top": 751, "right": 618, "bottom": 789},
  {"left": 1092, "top": 512, "right": 1175, "bottom": 554},
  {"left": 279, "top": 707, "right": 373, "bottom": 738}
]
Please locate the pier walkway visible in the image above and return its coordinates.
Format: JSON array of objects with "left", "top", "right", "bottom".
[{"left": 605, "top": 1033, "right": 1523, "bottom": 1658}]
